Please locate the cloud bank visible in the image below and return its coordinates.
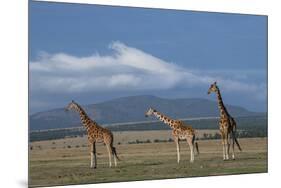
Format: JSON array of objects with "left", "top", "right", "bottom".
[{"left": 30, "top": 41, "right": 266, "bottom": 100}]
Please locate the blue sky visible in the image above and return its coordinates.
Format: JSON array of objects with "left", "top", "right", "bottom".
[{"left": 29, "top": 1, "right": 267, "bottom": 113}]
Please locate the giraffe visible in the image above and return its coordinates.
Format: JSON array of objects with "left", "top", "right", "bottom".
[
  {"left": 207, "top": 81, "right": 242, "bottom": 160},
  {"left": 145, "top": 107, "right": 199, "bottom": 163},
  {"left": 65, "top": 100, "right": 120, "bottom": 168}
]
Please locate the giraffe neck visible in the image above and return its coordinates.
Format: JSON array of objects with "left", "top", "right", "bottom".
[
  {"left": 215, "top": 89, "right": 229, "bottom": 117},
  {"left": 152, "top": 110, "right": 175, "bottom": 129},
  {"left": 73, "top": 103, "right": 96, "bottom": 130}
]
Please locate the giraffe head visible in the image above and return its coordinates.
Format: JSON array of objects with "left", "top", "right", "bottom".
[
  {"left": 65, "top": 100, "right": 78, "bottom": 112},
  {"left": 207, "top": 81, "right": 218, "bottom": 94},
  {"left": 145, "top": 107, "right": 156, "bottom": 117}
]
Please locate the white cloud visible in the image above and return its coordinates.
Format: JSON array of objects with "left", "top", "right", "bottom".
[{"left": 30, "top": 41, "right": 266, "bottom": 100}]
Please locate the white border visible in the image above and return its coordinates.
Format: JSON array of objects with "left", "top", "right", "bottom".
[
  {"left": 1, "top": 0, "right": 281, "bottom": 188},
  {"left": 35, "top": 0, "right": 269, "bottom": 15}
]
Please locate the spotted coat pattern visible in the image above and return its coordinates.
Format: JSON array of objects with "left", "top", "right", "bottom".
[
  {"left": 66, "top": 101, "right": 119, "bottom": 168},
  {"left": 145, "top": 108, "right": 199, "bottom": 163},
  {"left": 208, "top": 82, "right": 242, "bottom": 160}
]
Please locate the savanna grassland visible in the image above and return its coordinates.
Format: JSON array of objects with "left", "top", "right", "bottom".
[{"left": 29, "top": 130, "right": 267, "bottom": 187}]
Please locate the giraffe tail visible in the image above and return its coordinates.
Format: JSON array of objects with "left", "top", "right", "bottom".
[
  {"left": 234, "top": 136, "right": 242, "bottom": 151},
  {"left": 112, "top": 146, "right": 121, "bottom": 161},
  {"left": 232, "top": 131, "right": 242, "bottom": 151}
]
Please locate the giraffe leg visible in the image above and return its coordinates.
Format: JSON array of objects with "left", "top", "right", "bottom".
[
  {"left": 175, "top": 137, "right": 180, "bottom": 164},
  {"left": 90, "top": 142, "right": 96, "bottom": 168},
  {"left": 106, "top": 144, "right": 112, "bottom": 168},
  {"left": 221, "top": 133, "right": 225, "bottom": 160},
  {"left": 113, "top": 153, "right": 117, "bottom": 167},
  {"left": 231, "top": 132, "right": 236, "bottom": 160},
  {"left": 222, "top": 142, "right": 225, "bottom": 160},
  {"left": 111, "top": 145, "right": 117, "bottom": 167},
  {"left": 221, "top": 133, "right": 226, "bottom": 160},
  {"left": 93, "top": 142, "right": 97, "bottom": 168},
  {"left": 90, "top": 150, "right": 93, "bottom": 168},
  {"left": 187, "top": 138, "right": 194, "bottom": 163},
  {"left": 223, "top": 140, "right": 227, "bottom": 160},
  {"left": 226, "top": 134, "right": 230, "bottom": 160}
]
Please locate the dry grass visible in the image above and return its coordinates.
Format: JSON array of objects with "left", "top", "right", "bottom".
[
  {"left": 30, "top": 129, "right": 219, "bottom": 150},
  {"left": 29, "top": 130, "right": 267, "bottom": 187}
]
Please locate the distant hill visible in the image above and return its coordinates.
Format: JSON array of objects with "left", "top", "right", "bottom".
[{"left": 30, "top": 95, "right": 264, "bottom": 130}]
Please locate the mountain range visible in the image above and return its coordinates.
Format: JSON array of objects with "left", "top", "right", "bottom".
[{"left": 29, "top": 95, "right": 263, "bottom": 130}]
